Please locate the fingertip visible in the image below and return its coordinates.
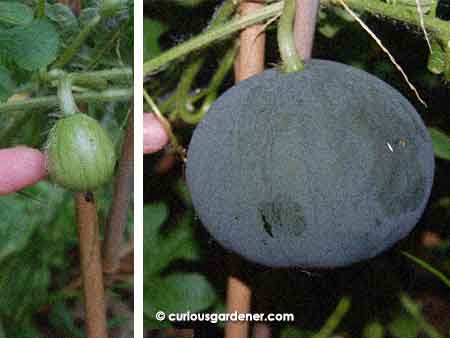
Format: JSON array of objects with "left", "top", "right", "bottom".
[
  {"left": 0, "top": 147, "right": 47, "bottom": 195},
  {"left": 143, "top": 113, "right": 169, "bottom": 154}
]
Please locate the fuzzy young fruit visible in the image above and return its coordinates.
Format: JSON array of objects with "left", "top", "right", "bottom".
[
  {"left": 186, "top": 59, "right": 435, "bottom": 269},
  {"left": 47, "top": 113, "right": 116, "bottom": 191}
]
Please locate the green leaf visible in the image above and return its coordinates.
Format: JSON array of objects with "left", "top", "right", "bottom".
[
  {"left": 143, "top": 18, "right": 168, "bottom": 61},
  {"left": 144, "top": 207, "right": 200, "bottom": 276},
  {"left": 395, "top": 0, "right": 432, "bottom": 12},
  {"left": 429, "top": 128, "right": 450, "bottom": 161},
  {"left": 0, "top": 20, "right": 60, "bottom": 71},
  {"left": 363, "top": 321, "right": 385, "bottom": 338},
  {"left": 427, "top": 40, "right": 446, "bottom": 75},
  {"left": 0, "top": 182, "right": 66, "bottom": 263},
  {"left": 144, "top": 273, "right": 216, "bottom": 320},
  {"left": 144, "top": 202, "right": 169, "bottom": 238},
  {"left": 46, "top": 3, "right": 80, "bottom": 42},
  {"left": 0, "top": 245, "right": 51, "bottom": 320},
  {"left": 4, "top": 317, "right": 42, "bottom": 338},
  {"left": 174, "top": 179, "right": 193, "bottom": 207},
  {"left": 0, "top": 65, "right": 15, "bottom": 102},
  {"left": 0, "top": 2, "right": 33, "bottom": 27},
  {"left": 389, "top": 314, "right": 419, "bottom": 338}
]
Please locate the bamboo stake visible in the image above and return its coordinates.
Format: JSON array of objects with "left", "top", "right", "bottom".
[
  {"left": 225, "top": 2, "right": 266, "bottom": 338},
  {"left": 75, "top": 193, "right": 109, "bottom": 338}
]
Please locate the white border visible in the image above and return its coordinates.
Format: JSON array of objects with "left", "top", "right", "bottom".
[{"left": 134, "top": 0, "right": 144, "bottom": 335}]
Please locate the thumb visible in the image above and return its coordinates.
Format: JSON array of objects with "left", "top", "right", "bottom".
[
  {"left": 143, "top": 113, "right": 169, "bottom": 154},
  {"left": 0, "top": 147, "right": 47, "bottom": 195}
]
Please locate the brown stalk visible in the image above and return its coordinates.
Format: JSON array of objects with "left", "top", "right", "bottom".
[
  {"left": 233, "top": 2, "right": 266, "bottom": 81},
  {"left": 103, "top": 110, "right": 134, "bottom": 273},
  {"left": 252, "top": 322, "right": 272, "bottom": 338},
  {"left": 75, "top": 193, "right": 108, "bottom": 338},
  {"left": 225, "top": 2, "right": 266, "bottom": 338},
  {"left": 293, "top": 0, "right": 320, "bottom": 60}
]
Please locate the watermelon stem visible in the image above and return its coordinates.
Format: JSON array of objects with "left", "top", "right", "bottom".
[{"left": 57, "top": 75, "right": 79, "bottom": 116}]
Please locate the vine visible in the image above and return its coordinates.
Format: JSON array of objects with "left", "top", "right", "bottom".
[{"left": 144, "top": 0, "right": 449, "bottom": 80}]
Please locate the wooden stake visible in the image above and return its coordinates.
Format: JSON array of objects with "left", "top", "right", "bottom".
[
  {"left": 225, "top": 2, "right": 266, "bottom": 338},
  {"left": 103, "top": 111, "right": 134, "bottom": 273},
  {"left": 75, "top": 193, "right": 109, "bottom": 338}
]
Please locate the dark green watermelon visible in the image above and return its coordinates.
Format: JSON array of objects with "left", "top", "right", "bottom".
[{"left": 186, "top": 59, "right": 434, "bottom": 268}]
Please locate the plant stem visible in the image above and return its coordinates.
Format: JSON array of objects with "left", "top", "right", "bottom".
[
  {"left": 75, "top": 193, "right": 108, "bottom": 338},
  {"left": 45, "top": 67, "right": 133, "bottom": 85},
  {"left": 143, "top": 2, "right": 283, "bottom": 75},
  {"left": 195, "top": 42, "right": 239, "bottom": 121},
  {"left": 37, "top": 0, "right": 45, "bottom": 18},
  {"left": 57, "top": 76, "right": 79, "bottom": 116},
  {"left": 88, "top": 28, "right": 123, "bottom": 70},
  {"left": 278, "top": 0, "right": 304, "bottom": 72},
  {"left": 401, "top": 251, "right": 450, "bottom": 288},
  {"left": 170, "top": 0, "right": 240, "bottom": 121},
  {"left": 103, "top": 110, "right": 133, "bottom": 273},
  {"left": 0, "top": 88, "right": 132, "bottom": 113},
  {"left": 311, "top": 297, "right": 351, "bottom": 338},
  {"left": 329, "top": 0, "right": 450, "bottom": 42},
  {"left": 144, "top": 0, "right": 449, "bottom": 75},
  {"left": 53, "top": 15, "right": 101, "bottom": 69},
  {"left": 294, "top": 0, "right": 320, "bottom": 60},
  {"left": 399, "top": 293, "right": 444, "bottom": 338},
  {"left": 172, "top": 58, "right": 204, "bottom": 121}
]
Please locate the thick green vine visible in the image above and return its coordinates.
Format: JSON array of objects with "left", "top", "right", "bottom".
[
  {"left": 277, "top": 0, "right": 304, "bottom": 72},
  {"left": 144, "top": 0, "right": 450, "bottom": 79}
]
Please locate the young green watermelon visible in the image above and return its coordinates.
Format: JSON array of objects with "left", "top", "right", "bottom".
[{"left": 186, "top": 59, "right": 434, "bottom": 268}]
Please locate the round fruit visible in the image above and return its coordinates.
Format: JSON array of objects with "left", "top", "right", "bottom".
[
  {"left": 186, "top": 59, "right": 434, "bottom": 269},
  {"left": 47, "top": 113, "right": 116, "bottom": 191}
]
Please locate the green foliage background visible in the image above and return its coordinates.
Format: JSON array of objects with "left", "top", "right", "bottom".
[
  {"left": 0, "top": 0, "right": 133, "bottom": 336},
  {"left": 144, "top": 0, "right": 450, "bottom": 337}
]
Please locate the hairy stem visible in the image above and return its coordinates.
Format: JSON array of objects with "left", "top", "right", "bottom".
[
  {"left": 144, "top": 0, "right": 449, "bottom": 75},
  {"left": 53, "top": 15, "right": 101, "bottom": 69},
  {"left": 143, "top": 2, "right": 283, "bottom": 75},
  {"left": 0, "top": 88, "right": 132, "bottom": 113},
  {"left": 75, "top": 193, "right": 108, "bottom": 338},
  {"left": 170, "top": 0, "right": 240, "bottom": 121},
  {"left": 57, "top": 76, "right": 79, "bottom": 116},
  {"left": 330, "top": 0, "right": 450, "bottom": 42},
  {"left": 103, "top": 110, "right": 134, "bottom": 273},
  {"left": 278, "top": 0, "right": 304, "bottom": 72},
  {"left": 45, "top": 67, "right": 133, "bottom": 85}
]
